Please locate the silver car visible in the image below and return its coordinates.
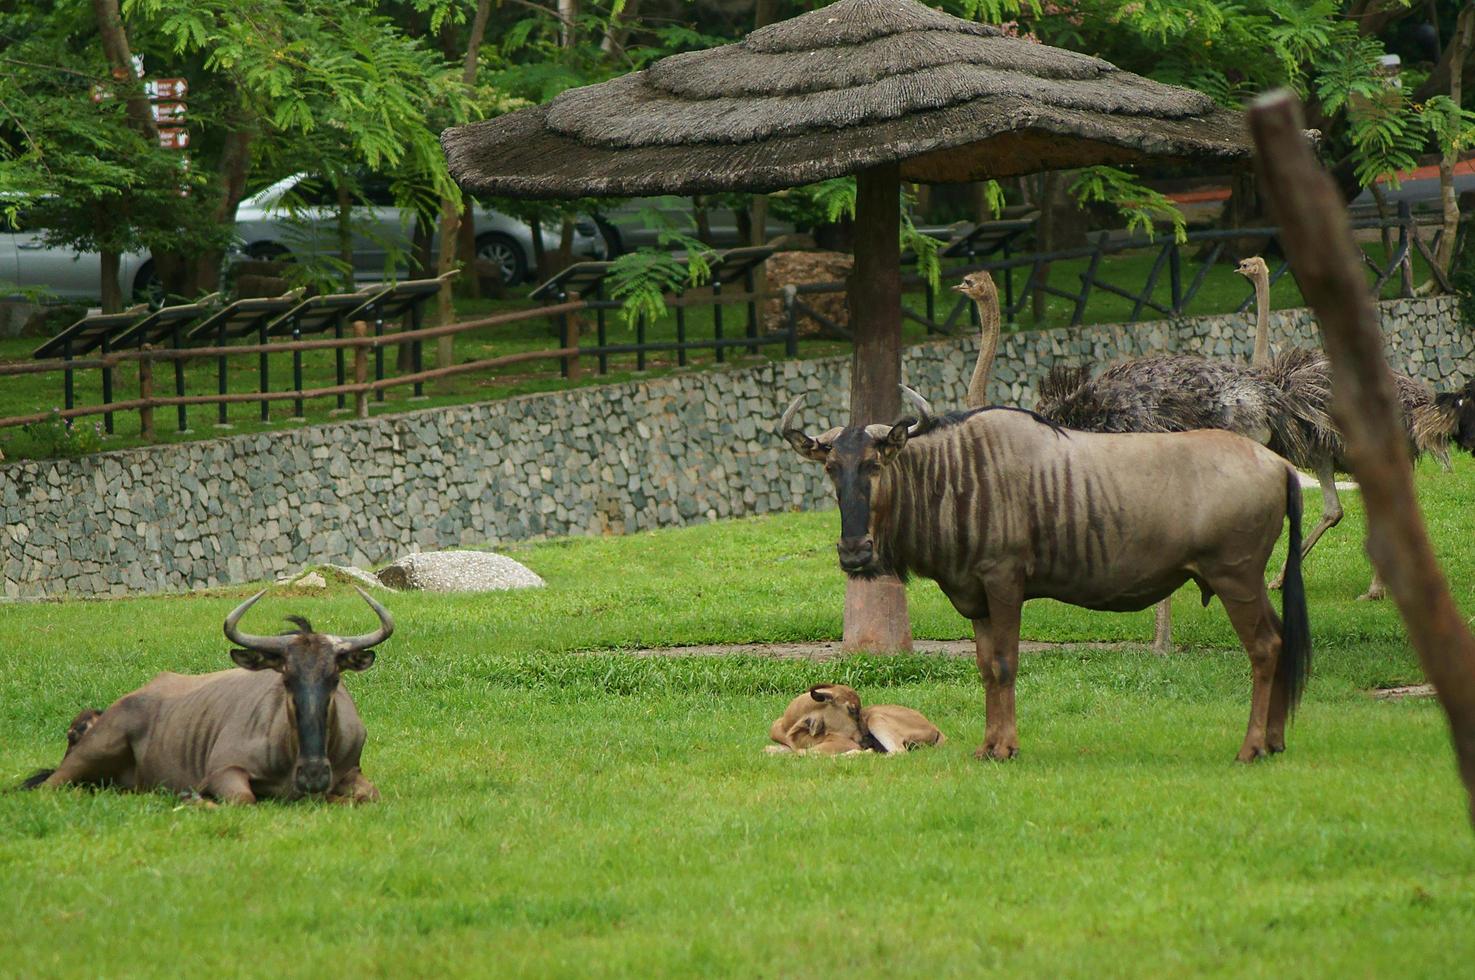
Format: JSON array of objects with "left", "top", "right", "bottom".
[
  {"left": 0, "top": 202, "right": 156, "bottom": 303},
  {"left": 233, "top": 174, "right": 606, "bottom": 285}
]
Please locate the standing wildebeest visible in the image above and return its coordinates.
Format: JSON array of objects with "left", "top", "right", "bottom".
[
  {"left": 780, "top": 389, "right": 1311, "bottom": 762},
  {"left": 24, "top": 588, "right": 392, "bottom": 803}
]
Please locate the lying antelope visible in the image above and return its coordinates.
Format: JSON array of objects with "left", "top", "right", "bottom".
[
  {"left": 780, "top": 387, "right": 1311, "bottom": 763},
  {"left": 23, "top": 588, "right": 392, "bottom": 804},
  {"left": 767, "top": 683, "right": 946, "bottom": 755}
]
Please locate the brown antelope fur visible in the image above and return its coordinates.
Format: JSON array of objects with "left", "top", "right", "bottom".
[
  {"left": 766, "top": 684, "right": 946, "bottom": 755},
  {"left": 780, "top": 388, "right": 1311, "bottom": 764}
]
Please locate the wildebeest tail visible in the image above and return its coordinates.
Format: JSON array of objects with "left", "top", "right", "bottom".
[
  {"left": 18, "top": 769, "right": 55, "bottom": 790},
  {"left": 1279, "top": 466, "right": 1312, "bottom": 714}
]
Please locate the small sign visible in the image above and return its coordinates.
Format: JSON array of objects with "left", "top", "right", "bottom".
[
  {"left": 157, "top": 128, "right": 190, "bottom": 150},
  {"left": 150, "top": 101, "right": 187, "bottom": 122},
  {"left": 146, "top": 78, "right": 188, "bottom": 100}
]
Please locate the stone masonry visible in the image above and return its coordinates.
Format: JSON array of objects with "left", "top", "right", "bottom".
[{"left": 2, "top": 296, "right": 1469, "bottom": 598}]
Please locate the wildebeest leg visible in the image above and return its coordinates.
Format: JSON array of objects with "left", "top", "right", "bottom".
[
  {"left": 973, "top": 586, "right": 1023, "bottom": 761},
  {"left": 1218, "top": 587, "right": 1282, "bottom": 763},
  {"left": 328, "top": 767, "right": 379, "bottom": 804},
  {"left": 1264, "top": 607, "right": 1292, "bottom": 755},
  {"left": 1271, "top": 461, "right": 1340, "bottom": 590},
  {"left": 200, "top": 766, "right": 257, "bottom": 804},
  {"left": 38, "top": 715, "right": 134, "bottom": 789}
]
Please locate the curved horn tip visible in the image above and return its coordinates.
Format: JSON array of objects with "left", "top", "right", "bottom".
[
  {"left": 223, "top": 589, "right": 269, "bottom": 631},
  {"left": 778, "top": 393, "right": 806, "bottom": 432}
]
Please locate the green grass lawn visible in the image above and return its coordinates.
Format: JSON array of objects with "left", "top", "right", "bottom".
[
  {"left": 2, "top": 456, "right": 1474, "bottom": 975},
  {"left": 0, "top": 241, "right": 1434, "bottom": 461}
]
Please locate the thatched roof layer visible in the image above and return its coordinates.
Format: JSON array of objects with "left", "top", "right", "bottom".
[{"left": 442, "top": 0, "right": 1247, "bottom": 199}]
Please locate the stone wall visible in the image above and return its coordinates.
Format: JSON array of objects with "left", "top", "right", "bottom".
[{"left": 3, "top": 296, "right": 1469, "bottom": 598}]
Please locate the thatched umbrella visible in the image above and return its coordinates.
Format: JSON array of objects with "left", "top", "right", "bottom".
[{"left": 441, "top": 0, "right": 1249, "bottom": 652}]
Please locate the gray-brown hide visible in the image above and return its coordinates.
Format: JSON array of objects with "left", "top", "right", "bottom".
[
  {"left": 781, "top": 392, "right": 1311, "bottom": 763},
  {"left": 30, "top": 588, "right": 392, "bottom": 804},
  {"left": 767, "top": 684, "right": 946, "bottom": 755}
]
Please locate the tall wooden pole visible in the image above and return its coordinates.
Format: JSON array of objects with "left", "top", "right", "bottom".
[
  {"left": 1251, "top": 90, "right": 1475, "bottom": 829},
  {"left": 842, "top": 163, "right": 913, "bottom": 653}
]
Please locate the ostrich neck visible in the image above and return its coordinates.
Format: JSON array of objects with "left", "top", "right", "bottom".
[
  {"left": 1250, "top": 270, "right": 1271, "bottom": 367},
  {"left": 966, "top": 292, "right": 1001, "bottom": 408}
]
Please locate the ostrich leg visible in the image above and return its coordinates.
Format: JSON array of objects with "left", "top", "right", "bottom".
[{"left": 1270, "top": 458, "right": 1341, "bottom": 590}]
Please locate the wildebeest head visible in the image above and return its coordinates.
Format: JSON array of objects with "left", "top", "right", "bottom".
[
  {"left": 223, "top": 587, "right": 392, "bottom": 796},
  {"left": 1435, "top": 380, "right": 1475, "bottom": 453},
  {"left": 779, "top": 387, "right": 933, "bottom": 577}
]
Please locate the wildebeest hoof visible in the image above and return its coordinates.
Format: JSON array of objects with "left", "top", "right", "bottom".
[
  {"left": 974, "top": 742, "right": 1019, "bottom": 761},
  {"left": 763, "top": 744, "right": 793, "bottom": 755},
  {"left": 1267, "top": 575, "right": 1285, "bottom": 591},
  {"left": 1236, "top": 744, "right": 1269, "bottom": 763},
  {"left": 1357, "top": 587, "right": 1386, "bottom": 601}
]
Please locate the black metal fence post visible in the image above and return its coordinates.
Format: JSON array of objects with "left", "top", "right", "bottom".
[
  {"left": 258, "top": 319, "right": 270, "bottom": 423},
  {"left": 100, "top": 334, "right": 114, "bottom": 434},
  {"left": 713, "top": 279, "right": 725, "bottom": 363},
  {"left": 410, "top": 304, "right": 424, "bottom": 398},
  {"left": 170, "top": 323, "right": 187, "bottom": 431}
]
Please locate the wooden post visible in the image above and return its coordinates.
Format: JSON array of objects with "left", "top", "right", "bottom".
[
  {"left": 138, "top": 346, "right": 155, "bottom": 441},
  {"left": 353, "top": 320, "right": 369, "bottom": 419},
  {"left": 843, "top": 162, "right": 913, "bottom": 654},
  {"left": 1251, "top": 89, "right": 1475, "bottom": 829},
  {"left": 565, "top": 290, "right": 583, "bottom": 382}
]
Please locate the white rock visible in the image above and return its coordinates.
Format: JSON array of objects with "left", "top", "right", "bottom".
[{"left": 375, "top": 550, "right": 544, "bottom": 593}]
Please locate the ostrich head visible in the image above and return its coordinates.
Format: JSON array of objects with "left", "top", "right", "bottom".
[
  {"left": 1235, "top": 257, "right": 1269, "bottom": 281},
  {"left": 952, "top": 271, "right": 999, "bottom": 301}
]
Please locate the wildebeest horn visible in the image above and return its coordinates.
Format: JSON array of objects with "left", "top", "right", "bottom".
[
  {"left": 779, "top": 394, "right": 806, "bottom": 435},
  {"left": 899, "top": 384, "right": 934, "bottom": 418},
  {"left": 898, "top": 384, "right": 934, "bottom": 435},
  {"left": 328, "top": 586, "right": 395, "bottom": 653},
  {"left": 223, "top": 590, "right": 294, "bottom": 654}
]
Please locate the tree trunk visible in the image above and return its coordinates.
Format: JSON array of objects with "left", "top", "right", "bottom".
[
  {"left": 435, "top": 196, "right": 459, "bottom": 372},
  {"left": 1438, "top": 6, "right": 1475, "bottom": 274},
  {"left": 693, "top": 197, "right": 714, "bottom": 246},
  {"left": 558, "top": 0, "right": 578, "bottom": 49},
  {"left": 1251, "top": 90, "right": 1475, "bottom": 831},
  {"left": 99, "top": 249, "right": 123, "bottom": 313},
  {"left": 601, "top": 0, "right": 641, "bottom": 57},
  {"left": 529, "top": 213, "right": 549, "bottom": 282},
  {"left": 1031, "top": 172, "right": 1061, "bottom": 323},
  {"left": 452, "top": 0, "right": 493, "bottom": 303},
  {"left": 843, "top": 163, "right": 913, "bottom": 654},
  {"left": 458, "top": 192, "right": 479, "bottom": 299},
  {"left": 194, "top": 123, "right": 255, "bottom": 294},
  {"left": 557, "top": 215, "right": 575, "bottom": 274}
]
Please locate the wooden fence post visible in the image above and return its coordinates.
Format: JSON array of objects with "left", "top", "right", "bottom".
[
  {"left": 353, "top": 320, "right": 369, "bottom": 420},
  {"left": 138, "top": 346, "right": 155, "bottom": 442}
]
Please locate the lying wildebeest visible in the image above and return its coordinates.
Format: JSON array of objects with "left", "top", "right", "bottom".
[
  {"left": 780, "top": 386, "right": 1310, "bottom": 763},
  {"left": 767, "top": 684, "right": 946, "bottom": 755},
  {"left": 24, "top": 587, "right": 392, "bottom": 803}
]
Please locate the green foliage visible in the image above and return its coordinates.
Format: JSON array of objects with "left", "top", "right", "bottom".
[
  {"left": 8, "top": 410, "right": 104, "bottom": 460},
  {"left": 606, "top": 205, "right": 715, "bottom": 329},
  {"left": 1069, "top": 166, "right": 1187, "bottom": 244}
]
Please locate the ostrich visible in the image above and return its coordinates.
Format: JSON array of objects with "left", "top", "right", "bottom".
[
  {"left": 1236, "top": 255, "right": 1452, "bottom": 600},
  {"left": 954, "top": 269, "right": 1328, "bottom": 651}
]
